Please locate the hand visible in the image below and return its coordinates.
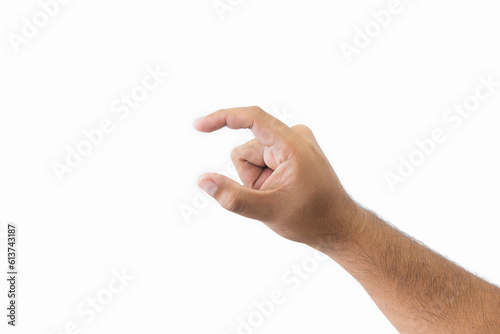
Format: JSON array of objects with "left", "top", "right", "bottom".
[{"left": 194, "top": 106, "right": 361, "bottom": 247}]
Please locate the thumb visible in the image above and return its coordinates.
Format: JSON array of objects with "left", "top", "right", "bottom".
[{"left": 197, "top": 173, "right": 274, "bottom": 221}]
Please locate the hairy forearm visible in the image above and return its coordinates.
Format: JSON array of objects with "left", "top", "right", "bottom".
[
  {"left": 194, "top": 107, "right": 500, "bottom": 332},
  {"left": 316, "top": 208, "right": 500, "bottom": 333}
]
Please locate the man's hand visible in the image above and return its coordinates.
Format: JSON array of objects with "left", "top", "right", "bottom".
[
  {"left": 194, "top": 106, "right": 360, "bottom": 247},
  {"left": 194, "top": 106, "right": 500, "bottom": 334}
]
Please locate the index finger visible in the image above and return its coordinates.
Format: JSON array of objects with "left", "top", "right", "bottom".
[{"left": 193, "top": 106, "right": 294, "bottom": 147}]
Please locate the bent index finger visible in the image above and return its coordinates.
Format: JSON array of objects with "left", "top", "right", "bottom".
[{"left": 193, "top": 106, "right": 293, "bottom": 147}]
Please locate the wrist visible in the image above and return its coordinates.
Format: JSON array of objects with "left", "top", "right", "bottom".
[{"left": 310, "top": 199, "right": 370, "bottom": 255}]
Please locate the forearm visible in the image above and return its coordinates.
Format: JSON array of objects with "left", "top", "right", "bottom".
[
  {"left": 194, "top": 107, "right": 500, "bottom": 333},
  {"left": 316, "top": 207, "right": 500, "bottom": 334}
]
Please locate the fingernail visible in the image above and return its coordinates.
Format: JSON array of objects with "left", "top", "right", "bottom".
[
  {"left": 193, "top": 116, "right": 204, "bottom": 127},
  {"left": 199, "top": 179, "right": 218, "bottom": 196}
]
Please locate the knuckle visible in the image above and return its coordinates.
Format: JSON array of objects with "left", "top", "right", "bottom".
[
  {"left": 230, "top": 147, "right": 240, "bottom": 161},
  {"left": 293, "top": 124, "right": 318, "bottom": 148},
  {"left": 223, "top": 193, "right": 242, "bottom": 213},
  {"left": 303, "top": 138, "right": 319, "bottom": 154},
  {"left": 250, "top": 106, "right": 268, "bottom": 120},
  {"left": 249, "top": 105, "right": 264, "bottom": 114},
  {"left": 293, "top": 124, "right": 313, "bottom": 135}
]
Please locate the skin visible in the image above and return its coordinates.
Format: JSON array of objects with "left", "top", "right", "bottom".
[{"left": 194, "top": 106, "right": 500, "bottom": 334}]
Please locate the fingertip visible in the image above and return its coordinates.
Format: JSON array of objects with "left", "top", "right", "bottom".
[
  {"left": 197, "top": 173, "right": 219, "bottom": 196},
  {"left": 193, "top": 116, "right": 205, "bottom": 131},
  {"left": 197, "top": 173, "right": 210, "bottom": 185},
  {"left": 199, "top": 179, "right": 218, "bottom": 197}
]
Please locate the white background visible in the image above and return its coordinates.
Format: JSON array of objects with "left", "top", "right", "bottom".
[{"left": 1, "top": 0, "right": 500, "bottom": 333}]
